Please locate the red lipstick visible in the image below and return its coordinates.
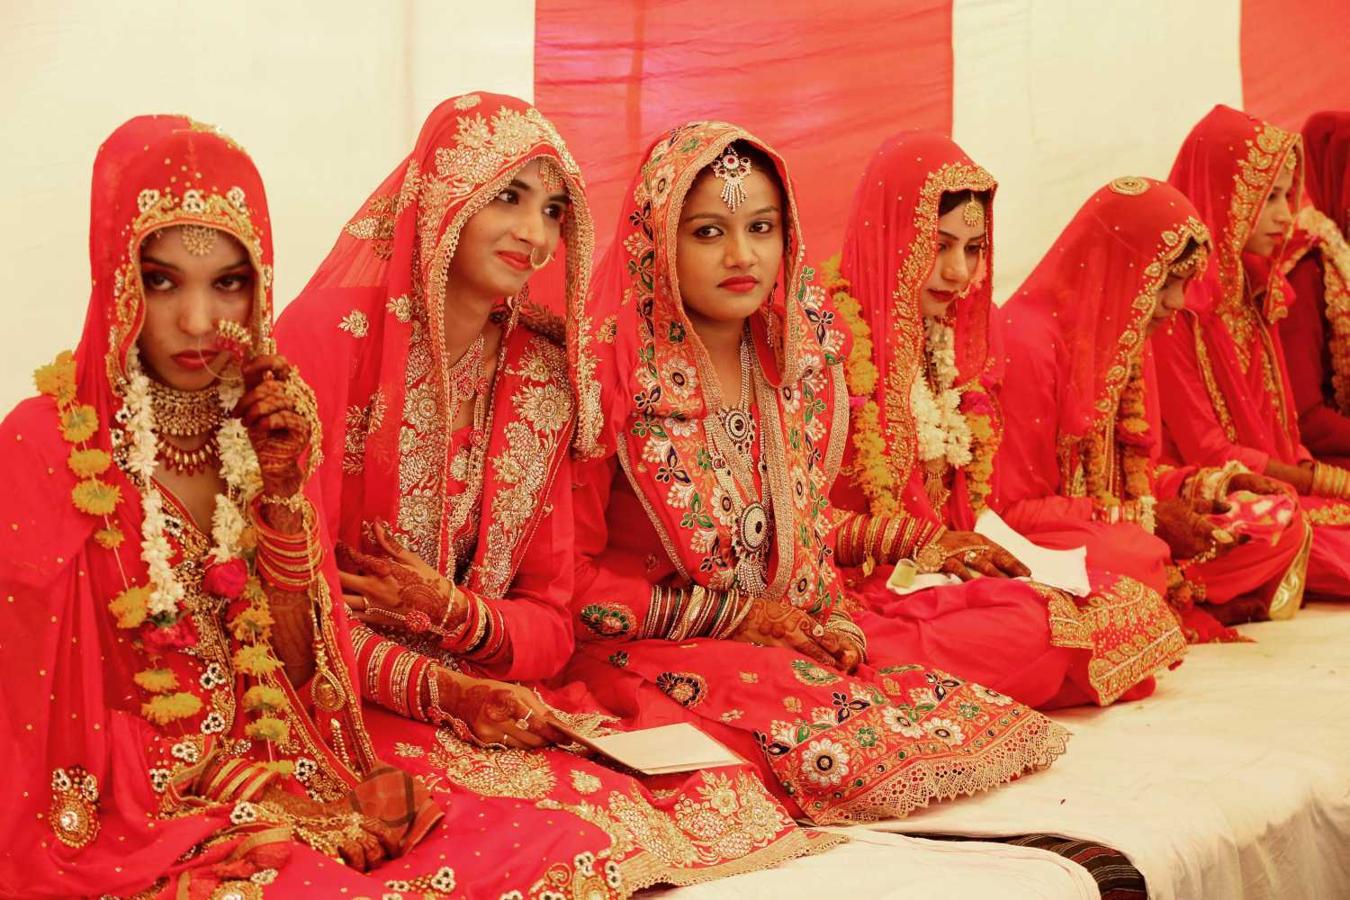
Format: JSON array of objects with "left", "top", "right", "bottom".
[
  {"left": 719, "top": 275, "right": 759, "bottom": 293},
  {"left": 171, "top": 350, "right": 213, "bottom": 371},
  {"left": 497, "top": 250, "right": 531, "bottom": 272},
  {"left": 928, "top": 289, "right": 957, "bottom": 303}
]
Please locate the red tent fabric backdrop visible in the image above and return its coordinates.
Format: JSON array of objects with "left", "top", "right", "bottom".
[
  {"left": 535, "top": 0, "right": 953, "bottom": 261},
  {"left": 535, "top": 0, "right": 1350, "bottom": 280}
]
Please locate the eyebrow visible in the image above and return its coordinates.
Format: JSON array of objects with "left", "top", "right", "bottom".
[
  {"left": 682, "top": 204, "right": 781, "bottom": 223},
  {"left": 937, "top": 230, "right": 985, "bottom": 241},
  {"left": 141, "top": 254, "right": 250, "bottom": 272},
  {"left": 509, "top": 178, "right": 571, "bottom": 206}
]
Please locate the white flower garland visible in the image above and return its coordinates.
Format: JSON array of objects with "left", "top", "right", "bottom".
[
  {"left": 911, "top": 318, "right": 973, "bottom": 468},
  {"left": 124, "top": 349, "right": 260, "bottom": 621}
]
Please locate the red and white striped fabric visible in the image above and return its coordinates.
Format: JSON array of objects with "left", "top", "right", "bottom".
[{"left": 529, "top": 0, "right": 1350, "bottom": 296}]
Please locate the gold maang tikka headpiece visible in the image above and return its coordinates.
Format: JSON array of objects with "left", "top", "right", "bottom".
[
  {"left": 537, "top": 158, "right": 565, "bottom": 195},
  {"left": 180, "top": 225, "right": 218, "bottom": 257},
  {"left": 711, "top": 145, "right": 753, "bottom": 211},
  {"left": 962, "top": 196, "right": 985, "bottom": 231}
]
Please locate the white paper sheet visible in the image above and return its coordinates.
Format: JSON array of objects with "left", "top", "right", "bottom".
[
  {"left": 560, "top": 723, "right": 743, "bottom": 776},
  {"left": 974, "top": 508, "right": 1091, "bottom": 597}
]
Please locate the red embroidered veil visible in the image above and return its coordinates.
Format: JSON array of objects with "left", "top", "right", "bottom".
[{"left": 0, "top": 116, "right": 382, "bottom": 896}]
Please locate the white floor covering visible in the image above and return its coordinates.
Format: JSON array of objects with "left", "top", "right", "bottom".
[{"left": 661, "top": 604, "right": 1350, "bottom": 899}]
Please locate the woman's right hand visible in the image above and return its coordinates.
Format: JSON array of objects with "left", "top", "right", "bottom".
[
  {"left": 432, "top": 669, "right": 566, "bottom": 750},
  {"left": 931, "top": 531, "right": 1029, "bottom": 580},
  {"left": 1154, "top": 497, "right": 1235, "bottom": 561},
  {"left": 729, "top": 598, "right": 850, "bottom": 669},
  {"left": 1264, "top": 459, "right": 1314, "bottom": 495}
]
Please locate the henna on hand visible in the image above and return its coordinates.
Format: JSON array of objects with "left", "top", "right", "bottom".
[
  {"left": 1155, "top": 497, "right": 1234, "bottom": 561},
  {"left": 336, "top": 524, "right": 469, "bottom": 634},
  {"left": 729, "top": 598, "right": 840, "bottom": 668},
  {"left": 238, "top": 355, "right": 310, "bottom": 498},
  {"left": 432, "top": 669, "right": 564, "bottom": 750},
  {"left": 936, "top": 531, "right": 1029, "bottom": 580}
]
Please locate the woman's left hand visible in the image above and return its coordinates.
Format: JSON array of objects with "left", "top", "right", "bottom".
[
  {"left": 338, "top": 522, "right": 469, "bottom": 633},
  {"left": 238, "top": 354, "right": 311, "bottom": 498}
]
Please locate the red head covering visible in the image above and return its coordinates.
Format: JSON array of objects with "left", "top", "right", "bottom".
[
  {"left": 1168, "top": 104, "right": 1303, "bottom": 322},
  {"left": 0, "top": 116, "right": 376, "bottom": 895},
  {"left": 833, "top": 132, "right": 997, "bottom": 526},
  {"left": 277, "top": 93, "right": 592, "bottom": 594},
  {"left": 1159, "top": 104, "right": 1305, "bottom": 463},
  {"left": 1006, "top": 177, "right": 1209, "bottom": 442},
  {"left": 1302, "top": 110, "right": 1350, "bottom": 229},
  {"left": 571, "top": 121, "right": 849, "bottom": 614}
]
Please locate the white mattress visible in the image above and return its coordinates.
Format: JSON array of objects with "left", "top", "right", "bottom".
[{"left": 661, "top": 604, "right": 1350, "bottom": 899}]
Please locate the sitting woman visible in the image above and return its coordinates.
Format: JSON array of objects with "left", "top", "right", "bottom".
[
  {"left": 997, "top": 176, "right": 1308, "bottom": 643},
  {"left": 0, "top": 116, "right": 442, "bottom": 897},
  {"left": 1153, "top": 104, "right": 1350, "bottom": 600},
  {"left": 826, "top": 132, "right": 1186, "bottom": 709},
  {"left": 1281, "top": 110, "right": 1350, "bottom": 467},
  {"left": 563, "top": 120, "right": 1067, "bottom": 826},
  {"left": 277, "top": 93, "right": 825, "bottom": 892}
]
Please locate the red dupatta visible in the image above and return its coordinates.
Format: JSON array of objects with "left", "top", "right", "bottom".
[
  {"left": 831, "top": 132, "right": 998, "bottom": 530},
  {"left": 276, "top": 93, "right": 592, "bottom": 601},
  {"left": 996, "top": 177, "right": 1210, "bottom": 508},
  {"left": 570, "top": 121, "right": 850, "bottom": 616},
  {"left": 0, "top": 116, "right": 376, "bottom": 897},
  {"left": 1285, "top": 111, "right": 1350, "bottom": 417},
  {"left": 1156, "top": 104, "right": 1306, "bottom": 464}
]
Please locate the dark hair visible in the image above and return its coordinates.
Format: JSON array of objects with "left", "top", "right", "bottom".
[{"left": 938, "top": 189, "right": 992, "bottom": 217}]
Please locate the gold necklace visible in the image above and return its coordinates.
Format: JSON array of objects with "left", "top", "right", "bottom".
[
  {"left": 149, "top": 380, "right": 223, "bottom": 437},
  {"left": 157, "top": 433, "right": 219, "bottom": 475}
]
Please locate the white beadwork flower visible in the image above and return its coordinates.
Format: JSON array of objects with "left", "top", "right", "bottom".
[
  {"left": 51, "top": 769, "right": 72, "bottom": 792},
  {"left": 799, "top": 738, "right": 850, "bottom": 788},
  {"left": 604, "top": 861, "right": 622, "bottom": 888},
  {"left": 881, "top": 706, "right": 924, "bottom": 738},
  {"left": 199, "top": 663, "right": 228, "bottom": 691},
  {"left": 171, "top": 739, "right": 200, "bottom": 763},
  {"left": 181, "top": 189, "right": 206, "bottom": 214},
  {"left": 137, "top": 189, "right": 161, "bottom": 213},
  {"left": 149, "top": 768, "right": 171, "bottom": 793},
  {"left": 226, "top": 186, "right": 247, "bottom": 211},
  {"left": 922, "top": 717, "right": 966, "bottom": 746},
  {"left": 573, "top": 852, "right": 596, "bottom": 876},
  {"left": 429, "top": 868, "right": 456, "bottom": 892},
  {"left": 293, "top": 757, "right": 317, "bottom": 781},
  {"left": 228, "top": 801, "right": 257, "bottom": 825},
  {"left": 200, "top": 712, "right": 227, "bottom": 734},
  {"left": 973, "top": 684, "right": 1013, "bottom": 706}
]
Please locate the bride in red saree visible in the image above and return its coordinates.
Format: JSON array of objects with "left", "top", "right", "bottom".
[
  {"left": 997, "top": 176, "right": 1308, "bottom": 643},
  {"left": 0, "top": 116, "right": 449, "bottom": 898},
  {"left": 827, "top": 133, "right": 1186, "bottom": 708},
  {"left": 277, "top": 94, "right": 826, "bottom": 895},
  {"left": 1282, "top": 110, "right": 1350, "bottom": 466},
  {"left": 1152, "top": 104, "right": 1350, "bottom": 600},
  {"left": 561, "top": 120, "right": 1067, "bottom": 826}
]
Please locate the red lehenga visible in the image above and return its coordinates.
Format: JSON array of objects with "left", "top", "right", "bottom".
[
  {"left": 825, "top": 133, "right": 1185, "bottom": 709},
  {"left": 276, "top": 93, "right": 826, "bottom": 895},
  {"left": 560, "top": 120, "right": 1067, "bottom": 826},
  {"left": 1152, "top": 104, "right": 1350, "bottom": 599},
  {"left": 996, "top": 176, "right": 1308, "bottom": 644},
  {"left": 0, "top": 117, "right": 447, "bottom": 898},
  {"left": 1282, "top": 111, "right": 1350, "bottom": 465}
]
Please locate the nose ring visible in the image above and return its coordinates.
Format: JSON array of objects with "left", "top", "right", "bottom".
[{"left": 529, "top": 247, "right": 553, "bottom": 271}]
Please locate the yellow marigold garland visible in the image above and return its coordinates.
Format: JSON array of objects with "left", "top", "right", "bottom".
[
  {"left": 133, "top": 668, "right": 179, "bottom": 693},
  {"left": 35, "top": 351, "right": 295, "bottom": 752},
  {"left": 142, "top": 691, "right": 203, "bottom": 726},
  {"left": 965, "top": 412, "right": 997, "bottom": 512},
  {"left": 820, "top": 255, "right": 898, "bottom": 516},
  {"left": 108, "top": 585, "right": 151, "bottom": 628}
]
